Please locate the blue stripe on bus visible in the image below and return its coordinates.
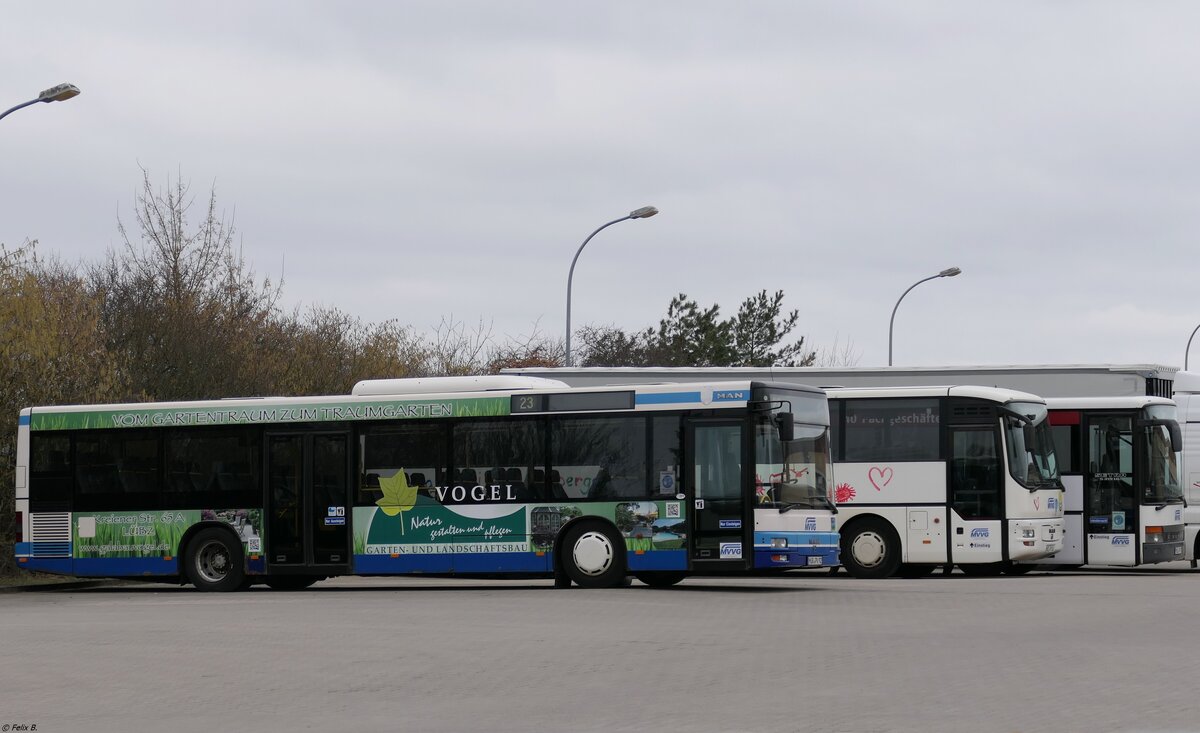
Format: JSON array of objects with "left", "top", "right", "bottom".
[
  {"left": 19, "top": 413, "right": 30, "bottom": 426},
  {"left": 353, "top": 549, "right": 688, "bottom": 575},
  {"left": 19, "top": 557, "right": 74, "bottom": 575},
  {"left": 754, "top": 546, "right": 840, "bottom": 569},
  {"left": 73, "top": 557, "right": 179, "bottom": 576},
  {"left": 635, "top": 392, "right": 703, "bottom": 405},
  {"left": 354, "top": 553, "right": 550, "bottom": 575},
  {"left": 626, "top": 549, "right": 687, "bottom": 571}
]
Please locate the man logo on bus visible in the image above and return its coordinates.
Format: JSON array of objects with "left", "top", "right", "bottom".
[{"left": 970, "top": 528, "right": 989, "bottom": 538}]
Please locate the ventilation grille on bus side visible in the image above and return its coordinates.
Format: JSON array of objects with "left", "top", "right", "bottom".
[
  {"left": 30, "top": 513, "right": 71, "bottom": 557},
  {"left": 951, "top": 406, "right": 991, "bottom": 418}
]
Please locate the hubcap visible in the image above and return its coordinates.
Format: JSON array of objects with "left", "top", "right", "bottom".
[
  {"left": 851, "top": 531, "right": 886, "bottom": 568},
  {"left": 572, "top": 531, "right": 614, "bottom": 576},
  {"left": 196, "top": 540, "right": 231, "bottom": 583}
]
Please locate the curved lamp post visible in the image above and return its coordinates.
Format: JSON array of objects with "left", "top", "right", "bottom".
[
  {"left": 1187, "top": 323, "right": 1200, "bottom": 371},
  {"left": 0, "top": 84, "right": 81, "bottom": 123},
  {"left": 565, "top": 205, "right": 658, "bottom": 366},
  {"left": 888, "top": 266, "right": 961, "bottom": 366}
]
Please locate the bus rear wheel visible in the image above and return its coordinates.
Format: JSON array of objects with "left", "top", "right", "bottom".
[
  {"left": 186, "top": 528, "right": 245, "bottom": 592},
  {"left": 634, "top": 572, "right": 685, "bottom": 588},
  {"left": 841, "top": 519, "right": 901, "bottom": 579},
  {"left": 561, "top": 522, "right": 627, "bottom": 588}
]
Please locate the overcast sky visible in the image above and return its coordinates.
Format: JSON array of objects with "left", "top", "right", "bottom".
[{"left": 4, "top": 2, "right": 1199, "bottom": 370}]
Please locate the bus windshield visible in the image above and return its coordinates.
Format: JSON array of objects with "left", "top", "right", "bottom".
[
  {"left": 1003, "top": 402, "right": 1061, "bottom": 490},
  {"left": 753, "top": 418, "right": 832, "bottom": 512},
  {"left": 1142, "top": 406, "right": 1183, "bottom": 504}
]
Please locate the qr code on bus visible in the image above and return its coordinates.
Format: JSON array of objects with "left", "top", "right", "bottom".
[{"left": 665, "top": 502, "right": 681, "bottom": 518}]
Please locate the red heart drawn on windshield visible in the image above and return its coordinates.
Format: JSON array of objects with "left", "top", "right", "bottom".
[{"left": 868, "top": 466, "right": 893, "bottom": 491}]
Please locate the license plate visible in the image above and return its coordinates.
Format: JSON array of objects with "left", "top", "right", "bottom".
[
  {"left": 806, "top": 556, "right": 823, "bottom": 566},
  {"left": 1175, "top": 547, "right": 1184, "bottom": 556}
]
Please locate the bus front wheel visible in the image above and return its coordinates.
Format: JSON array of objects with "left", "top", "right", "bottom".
[
  {"left": 562, "top": 522, "right": 627, "bottom": 588},
  {"left": 841, "top": 519, "right": 901, "bottom": 579},
  {"left": 186, "top": 527, "right": 245, "bottom": 592}
]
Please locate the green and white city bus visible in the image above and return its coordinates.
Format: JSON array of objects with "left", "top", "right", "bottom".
[{"left": 15, "top": 376, "right": 838, "bottom": 590}]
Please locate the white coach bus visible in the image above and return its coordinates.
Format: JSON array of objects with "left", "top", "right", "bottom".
[
  {"left": 824, "top": 386, "right": 1064, "bottom": 577},
  {"left": 1030, "top": 396, "right": 1184, "bottom": 568},
  {"left": 1170, "top": 372, "right": 1200, "bottom": 563}
]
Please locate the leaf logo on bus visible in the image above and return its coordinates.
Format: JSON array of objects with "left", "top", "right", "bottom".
[{"left": 377, "top": 472, "right": 418, "bottom": 532}]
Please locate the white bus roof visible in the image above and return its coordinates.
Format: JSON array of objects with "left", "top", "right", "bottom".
[
  {"left": 1173, "top": 370, "right": 1200, "bottom": 394},
  {"left": 825, "top": 385, "right": 1045, "bottom": 404},
  {"left": 1043, "top": 396, "right": 1175, "bottom": 410},
  {"left": 505, "top": 364, "right": 1176, "bottom": 398},
  {"left": 352, "top": 375, "right": 569, "bottom": 396},
  {"left": 21, "top": 377, "right": 827, "bottom": 431}
]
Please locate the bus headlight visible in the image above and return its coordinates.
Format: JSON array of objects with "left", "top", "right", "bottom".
[
  {"left": 1145, "top": 527, "right": 1164, "bottom": 544},
  {"left": 1021, "top": 528, "right": 1036, "bottom": 539},
  {"left": 771, "top": 537, "right": 788, "bottom": 548}
]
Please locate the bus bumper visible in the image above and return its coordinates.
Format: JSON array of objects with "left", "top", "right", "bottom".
[
  {"left": 1142, "top": 540, "right": 1185, "bottom": 564},
  {"left": 753, "top": 532, "right": 840, "bottom": 569},
  {"left": 1008, "top": 518, "right": 1065, "bottom": 562}
]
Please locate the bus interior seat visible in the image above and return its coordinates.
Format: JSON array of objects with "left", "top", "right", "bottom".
[{"left": 549, "top": 470, "right": 567, "bottom": 500}]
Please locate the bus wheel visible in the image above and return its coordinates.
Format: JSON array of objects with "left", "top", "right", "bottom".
[
  {"left": 634, "top": 572, "right": 685, "bottom": 588},
  {"left": 186, "top": 528, "right": 245, "bottom": 592},
  {"left": 562, "top": 522, "right": 627, "bottom": 588},
  {"left": 841, "top": 519, "right": 901, "bottom": 579},
  {"left": 264, "top": 576, "right": 322, "bottom": 591}
]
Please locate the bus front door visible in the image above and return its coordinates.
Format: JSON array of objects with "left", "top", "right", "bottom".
[
  {"left": 265, "top": 432, "right": 352, "bottom": 574},
  {"left": 948, "top": 426, "right": 1004, "bottom": 565},
  {"left": 687, "top": 421, "right": 749, "bottom": 567}
]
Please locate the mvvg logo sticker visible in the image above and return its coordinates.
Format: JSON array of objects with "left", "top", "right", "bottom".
[
  {"left": 1112, "top": 536, "right": 1131, "bottom": 546},
  {"left": 805, "top": 517, "right": 817, "bottom": 531},
  {"left": 719, "top": 542, "right": 743, "bottom": 559},
  {"left": 970, "top": 528, "right": 989, "bottom": 538}
]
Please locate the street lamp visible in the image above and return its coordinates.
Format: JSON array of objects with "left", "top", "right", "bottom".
[
  {"left": 0, "top": 83, "right": 81, "bottom": 123},
  {"left": 565, "top": 205, "right": 658, "bottom": 366},
  {"left": 888, "top": 266, "right": 961, "bottom": 366},
  {"left": 1186, "top": 323, "right": 1200, "bottom": 371}
]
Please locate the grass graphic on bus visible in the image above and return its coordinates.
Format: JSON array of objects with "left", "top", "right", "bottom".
[
  {"left": 353, "top": 500, "right": 687, "bottom": 556},
  {"left": 71, "top": 509, "right": 262, "bottom": 559}
]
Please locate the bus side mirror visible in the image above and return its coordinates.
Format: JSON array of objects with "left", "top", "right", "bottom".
[
  {"left": 1169, "top": 422, "right": 1183, "bottom": 453},
  {"left": 774, "top": 412, "right": 795, "bottom": 443},
  {"left": 1023, "top": 423, "right": 1037, "bottom": 449}
]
